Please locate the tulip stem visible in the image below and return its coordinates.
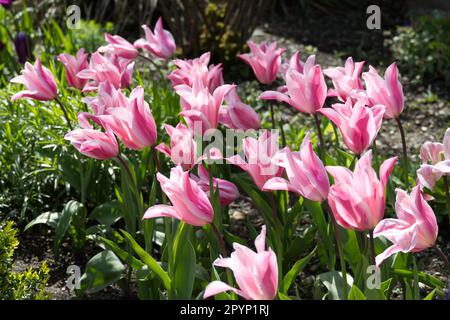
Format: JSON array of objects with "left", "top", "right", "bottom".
[
  {"left": 138, "top": 54, "right": 165, "bottom": 80},
  {"left": 442, "top": 176, "right": 450, "bottom": 224},
  {"left": 211, "top": 222, "right": 228, "bottom": 257},
  {"left": 369, "top": 230, "right": 376, "bottom": 267},
  {"left": 313, "top": 113, "right": 326, "bottom": 162},
  {"left": 395, "top": 116, "right": 409, "bottom": 185},
  {"left": 433, "top": 245, "right": 450, "bottom": 274},
  {"left": 54, "top": 97, "right": 73, "bottom": 131}
]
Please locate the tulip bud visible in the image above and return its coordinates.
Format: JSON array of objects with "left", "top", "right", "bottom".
[{"left": 14, "top": 32, "right": 32, "bottom": 64}]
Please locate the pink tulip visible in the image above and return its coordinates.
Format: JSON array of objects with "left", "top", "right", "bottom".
[
  {"left": 362, "top": 62, "right": 404, "bottom": 119},
  {"left": 204, "top": 225, "right": 278, "bottom": 300},
  {"left": 219, "top": 87, "right": 260, "bottom": 131},
  {"left": 417, "top": 128, "right": 450, "bottom": 189},
  {"left": 93, "top": 86, "right": 157, "bottom": 150},
  {"left": 373, "top": 186, "right": 438, "bottom": 266},
  {"left": 168, "top": 52, "right": 224, "bottom": 93},
  {"left": 57, "top": 49, "right": 89, "bottom": 89},
  {"left": 82, "top": 81, "right": 126, "bottom": 115},
  {"left": 64, "top": 117, "right": 119, "bottom": 160},
  {"left": 227, "top": 131, "right": 283, "bottom": 190},
  {"left": 320, "top": 99, "right": 385, "bottom": 155},
  {"left": 143, "top": 166, "right": 214, "bottom": 226},
  {"left": 99, "top": 33, "right": 139, "bottom": 60},
  {"left": 259, "top": 55, "right": 327, "bottom": 114},
  {"left": 134, "top": 17, "right": 176, "bottom": 59},
  {"left": 77, "top": 52, "right": 134, "bottom": 91},
  {"left": 11, "top": 57, "right": 58, "bottom": 101},
  {"left": 191, "top": 165, "right": 239, "bottom": 206},
  {"left": 324, "top": 57, "right": 365, "bottom": 102},
  {"left": 326, "top": 150, "right": 397, "bottom": 231},
  {"left": 280, "top": 51, "right": 304, "bottom": 79},
  {"left": 263, "top": 133, "right": 329, "bottom": 202},
  {"left": 175, "top": 77, "right": 234, "bottom": 134},
  {"left": 238, "top": 41, "right": 285, "bottom": 85},
  {"left": 155, "top": 123, "right": 198, "bottom": 171}
]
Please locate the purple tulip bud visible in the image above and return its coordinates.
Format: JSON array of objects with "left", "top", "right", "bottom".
[
  {"left": 0, "top": 41, "right": 5, "bottom": 51},
  {"left": 0, "top": 0, "right": 15, "bottom": 9},
  {"left": 14, "top": 32, "right": 32, "bottom": 64}
]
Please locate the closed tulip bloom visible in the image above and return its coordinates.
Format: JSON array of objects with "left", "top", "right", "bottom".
[
  {"left": 362, "top": 62, "right": 404, "bottom": 119},
  {"left": 57, "top": 49, "right": 89, "bottom": 89},
  {"left": 417, "top": 128, "right": 450, "bottom": 189},
  {"left": 14, "top": 32, "right": 32, "bottom": 64},
  {"left": 204, "top": 225, "right": 278, "bottom": 300},
  {"left": 77, "top": 52, "right": 134, "bottom": 91},
  {"left": 326, "top": 150, "right": 397, "bottom": 231},
  {"left": 143, "top": 166, "right": 214, "bottom": 226},
  {"left": 168, "top": 52, "right": 224, "bottom": 93},
  {"left": 259, "top": 55, "right": 327, "bottom": 114},
  {"left": 320, "top": 99, "right": 385, "bottom": 155},
  {"left": 99, "top": 33, "right": 139, "bottom": 60},
  {"left": 263, "top": 133, "right": 329, "bottom": 202},
  {"left": 94, "top": 86, "right": 157, "bottom": 150},
  {"left": 239, "top": 41, "right": 285, "bottom": 85},
  {"left": 1, "top": 0, "right": 15, "bottom": 8},
  {"left": 324, "top": 57, "right": 365, "bottom": 102},
  {"left": 219, "top": 87, "right": 260, "bottom": 131},
  {"left": 227, "top": 131, "right": 283, "bottom": 190},
  {"left": 373, "top": 186, "right": 438, "bottom": 266},
  {"left": 11, "top": 57, "right": 58, "bottom": 101},
  {"left": 155, "top": 123, "right": 198, "bottom": 171},
  {"left": 134, "top": 17, "right": 176, "bottom": 59},
  {"left": 175, "top": 77, "right": 234, "bottom": 134},
  {"left": 64, "top": 118, "right": 119, "bottom": 160}
]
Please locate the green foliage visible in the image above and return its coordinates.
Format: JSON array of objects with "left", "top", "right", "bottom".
[
  {"left": 0, "top": 221, "right": 50, "bottom": 300},
  {"left": 390, "top": 11, "right": 450, "bottom": 86}
]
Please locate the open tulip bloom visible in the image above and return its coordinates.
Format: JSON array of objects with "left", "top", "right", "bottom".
[
  {"left": 204, "top": 226, "right": 278, "bottom": 300},
  {"left": 58, "top": 49, "right": 89, "bottom": 90},
  {"left": 134, "top": 17, "right": 176, "bottom": 60}
]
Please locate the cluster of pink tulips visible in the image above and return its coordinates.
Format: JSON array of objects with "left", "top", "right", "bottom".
[{"left": 10, "top": 17, "right": 450, "bottom": 300}]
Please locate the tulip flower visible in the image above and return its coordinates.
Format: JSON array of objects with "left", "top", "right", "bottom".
[
  {"left": 326, "top": 150, "right": 397, "bottom": 231},
  {"left": 168, "top": 52, "right": 223, "bottom": 93},
  {"left": 134, "top": 17, "right": 176, "bottom": 60},
  {"left": 155, "top": 123, "right": 198, "bottom": 171},
  {"left": 373, "top": 186, "right": 438, "bottom": 266},
  {"left": 204, "top": 225, "right": 278, "bottom": 300},
  {"left": 280, "top": 51, "right": 304, "bottom": 79},
  {"left": 417, "top": 128, "right": 450, "bottom": 189},
  {"left": 93, "top": 86, "right": 157, "bottom": 150},
  {"left": 0, "top": 0, "right": 14, "bottom": 8},
  {"left": 57, "top": 49, "right": 89, "bottom": 89},
  {"left": 324, "top": 57, "right": 365, "bottom": 102},
  {"left": 175, "top": 77, "right": 234, "bottom": 134},
  {"left": 263, "top": 133, "right": 329, "bottom": 202},
  {"left": 14, "top": 32, "right": 32, "bottom": 64},
  {"left": 99, "top": 33, "right": 139, "bottom": 60},
  {"left": 238, "top": 41, "right": 285, "bottom": 85},
  {"left": 219, "top": 87, "right": 260, "bottom": 131},
  {"left": 259, "top": 55, "right": 327, "bottom": 114},
  {"left": 227, "top": 131, "right": 283, "bottom": 190},
  {"left": 64, "top": 118, "right": 119, "bottom": 160},
  {"left": 11, "top": 57, "right": 58, "bottom": 101},
  {"left": 320, "top": 99, "right": 385, "bottom": 155},
  {"left": 143, "top": 166, "right": 214, "bottom": 226},
  {"left": 362, "top": 62, "right": 404, "bottom": 119},
  {"left": 82, "top": 81, "right": 126, "bottom": 115},
  {"left": 191, "top": 165, "right": 239, "bottom": 206},
  {"left": 77, "top": 52, "right": 134, "bottom": 91}
]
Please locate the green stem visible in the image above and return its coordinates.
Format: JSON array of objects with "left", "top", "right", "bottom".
[
  {"left": 442, "top": 176, "right": 450, "bottom": 224},
  {"left": 395, "top": 116, "right": 409, "bottom": 185},
  {"left": 313, "top": 113, "right": 326, "bottom": 162},
  {"left": 369, "top": 230, "right": 376, "bottom": 267},
  {"left": 412, "top": 255, "right": 420, "bottom": 300},
  {"left": 138, "top": 54, "right": 165, "bottom": 80},
  {"left": 211, "top": 222, "right": 228, "bottom": 257},
  {"left": 54, "top": 96, "right": 74, "bottom": 131}
]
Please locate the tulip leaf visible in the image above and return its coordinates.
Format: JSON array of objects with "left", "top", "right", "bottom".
[
  {"left": 348, "top": 285, "right": 366, "bottom": 300},
  {"left": 120, "top": 230, "right": 171, "bottom": 291},
  {"left": 317, "top": 271, "right": 354, "bottom": 300},
  {"left": 54, "top": 200, "right": 86, "bottom": 253},
  {"left": 173, "top": 239, "right": 196, "bottom": 299},
  {"left": 89, "top": 201, "right": 122, "bottom": 226},
  {"left": 282, "top": 246, "right": 317, "bottom": 293},
  {"left": 392, "top": 268, "right": 445, "bottom": 289},
  {"left": 423, "top": 288, "right": 437, "bottom": 300},
  {"left": 78, "top": 250, "right": 125, "bottom": 294},
  {"left": 99, "top": 236, "right": 145, "bottom": 271},
  {"left": 24, "top": 211, "right": 61, "bottom": 231}
]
